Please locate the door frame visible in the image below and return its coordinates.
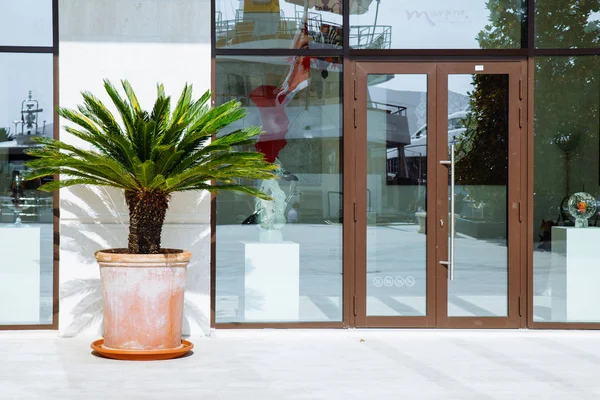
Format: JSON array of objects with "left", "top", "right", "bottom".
[
  {"left": 352, "top": 62, "right": 438, "bottom": 328},
  {"left": 435, "top": 62, "right": 524, "bottom": 328},
  {"left": 347, "top": 60, "right": 528, "bottom": 328}
]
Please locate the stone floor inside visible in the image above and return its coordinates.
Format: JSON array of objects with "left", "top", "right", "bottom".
[{"left": 2, "top": 329, "right": 600, "bottom": 399}]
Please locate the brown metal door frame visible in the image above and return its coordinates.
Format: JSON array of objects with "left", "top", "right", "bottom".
[
  {"left": 353, "top": 62, "right": 438, "bottom": 328},
  {"left": 435, "top": 62, "right": 524, "bottom": 329},
  {"left": 350, "top": 60, "right": 526, "bottom": 329}
]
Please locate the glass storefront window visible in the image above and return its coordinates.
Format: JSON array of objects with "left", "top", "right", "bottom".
[
  {"left": 536, "top": 1, "right": 600, "bottom": 48},
  {"left": 0, "top": 1, "right": 53, "bottom": 47},
  {"left": 364, "top": 74, "right": 429, "bottom": 317},
  {"left": 0, "top": 53, "right": 54, "bottom": 325},
  {"left": 215, "top": 56, "right": 343, "bottom": 323},
  {"left": 448, "top": 73, "right": 510, "bottom": 317},
  {"left": 350, "top": 0, "right": 525, "bottom": 49},
  {"left": 366, "top": 74, "right": 429, "bottom": 316},
  {"left": 215, "top": 0, "right": 343, "bottom": 49},
  {"left": 533, "top": 55, "right": 600, "bottom": 323}
]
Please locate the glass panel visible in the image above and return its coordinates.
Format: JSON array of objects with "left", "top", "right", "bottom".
[
  {"left": 536, "top": 2, "right": 600, "bottom": 48},
  {"left": 448, "top": 73, "right": 509, "bottom": 317},
  {"left": 366, "top": 74, "right": 427, "bottom": 317},
  {"left": 0, "top": 53, "right": 54, "bottom": 325},
  {"left": 533, "top": 56, "right": 600, "bottom": 323},
  {"left": 350, "top": 0, "right": 525, "bottom": 49},
  {"left": 216, "top": 0, "right": 343, "bottom": 49},
  {"left": 0, "top": 1, "right": 53, "bottom": 47},
  {"left": 215, "top": 56, "right": 343, "bottom": 323}
]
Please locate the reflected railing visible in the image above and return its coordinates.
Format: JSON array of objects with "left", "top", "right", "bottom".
[
  {"left": 349, "top": 25, "right": 391, "bottom": 50},
  {"left": 215, "top": 10, "right": 391, "bottom": 49}
]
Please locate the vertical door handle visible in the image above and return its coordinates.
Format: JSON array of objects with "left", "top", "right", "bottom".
[{"left": 439, "top": 144, "right": 456, "bottom": 281}]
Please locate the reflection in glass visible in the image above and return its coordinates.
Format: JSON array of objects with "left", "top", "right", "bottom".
[
  {"left": 366, "top": 74, "right": 427, "bottom": 317},
  {"left": 215, "top": 56, "right": 343, "bottom": 323},
  {"left": 350, "top": 0, "right": 525, "bottom": 49},
  {"left": 536, "top": 2, "right": 600, "bottom": 48},
  {"left": 0, "top": 1, "right": 53, "bottom": 47},
  {"left": 216, "top": 0, "right": 344, "bottom": 49},
  {"left": 533, "top": 56, "right": 600, "bottom": 323},
  {"left": 0, "top": 53, "right": 54, "bottom": 325},
  {"left": 448, "top": 74, "right": 509, "bottom": 317}
]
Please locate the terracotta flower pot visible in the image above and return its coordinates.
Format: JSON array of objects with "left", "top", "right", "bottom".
[{"left": 95, "top": 249, "right": 192, "bottom": 351}]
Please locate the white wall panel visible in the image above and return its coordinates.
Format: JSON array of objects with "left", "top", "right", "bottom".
[{"left": 58, "top": 0, "right": 212, "bottom": 337}]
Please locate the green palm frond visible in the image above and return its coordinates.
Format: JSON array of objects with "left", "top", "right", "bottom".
[{"left": 23, "top": 80, "right": 277, "bottom": 197}]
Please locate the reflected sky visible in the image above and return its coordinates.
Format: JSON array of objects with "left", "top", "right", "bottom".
[
  {"left": 0, "top": 1, "right": 53, "bottom": 47},
  {"left": 0, "top": 54, "right": 53, "bottom": 132}
]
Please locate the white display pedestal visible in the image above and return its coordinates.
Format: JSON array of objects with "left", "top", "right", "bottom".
[
  {"left": 551, "top": 226, "right": 600, "bottom": 322},
  {"left": 0, "top": 226, "right": 40, "bottom": 323},
  {"left": 244, "top": 241, "right": 300, "bottom": 321}
]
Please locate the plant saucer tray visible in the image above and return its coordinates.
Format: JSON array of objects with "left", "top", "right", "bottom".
[{"left": 91, "top": 339, "right": 193, "bottom": 361}]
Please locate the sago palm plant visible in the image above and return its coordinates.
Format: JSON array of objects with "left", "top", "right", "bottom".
[{"left": 24, "top": 79, "right": 277, "bottom": 254}]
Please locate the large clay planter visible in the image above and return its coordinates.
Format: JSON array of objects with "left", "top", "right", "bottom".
[{"left": 95, "top": 249, "right": 191, "bottom": 351}]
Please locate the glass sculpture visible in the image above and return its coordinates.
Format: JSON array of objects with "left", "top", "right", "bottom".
[{"left": 567, "top": 192, "right": 597, "bottom": 228}]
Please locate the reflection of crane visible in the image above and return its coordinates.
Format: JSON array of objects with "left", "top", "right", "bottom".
[{"left": 14, "top": 91, "right": 46, "bottom": 137}]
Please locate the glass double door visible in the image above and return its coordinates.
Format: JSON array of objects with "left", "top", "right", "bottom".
[{"left": 351, "top": 62, "right": 524, "bottom": 328}]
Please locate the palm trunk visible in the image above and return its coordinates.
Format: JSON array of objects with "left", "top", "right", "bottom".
[{"left": 125, "top": 190, "right": 169, "bottom": 254}]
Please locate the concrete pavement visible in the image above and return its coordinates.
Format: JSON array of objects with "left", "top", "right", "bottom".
[{"left": 1, "top": 329, "right": 600, "bottom": 399}]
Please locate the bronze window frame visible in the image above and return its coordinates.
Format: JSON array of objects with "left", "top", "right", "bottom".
[
  {"left": 210, "top": 0, "right": 600, "bottom": 330},
  {"left": 0, "top": 0, "right": 59, "bottom": 331}
]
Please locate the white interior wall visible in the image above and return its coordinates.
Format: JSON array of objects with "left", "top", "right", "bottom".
[{"left": 58, "top": 0, "right": 212, "bottom": 337}]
